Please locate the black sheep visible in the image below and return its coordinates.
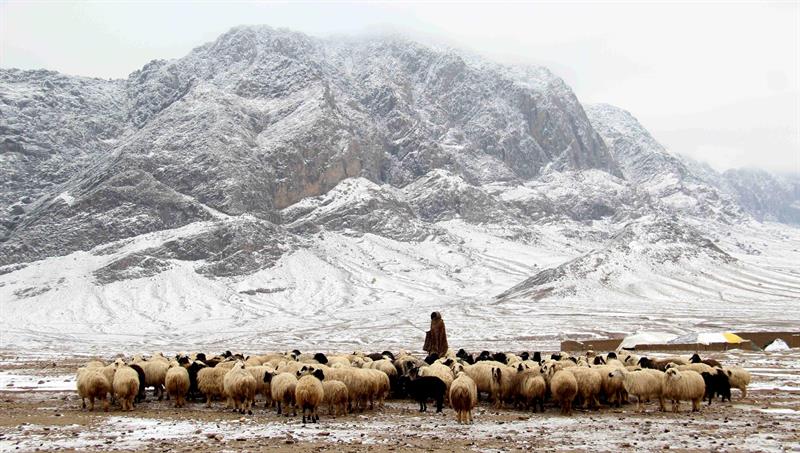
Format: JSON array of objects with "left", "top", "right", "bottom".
[
  {"left": 424, "top": 352, "right": 440, "bottom": 365},
  {"left": 690, "top": 353, "right": 722, "bottom": 368},
  {"left": 129, "top": 364, "right": 147, "bottom": 404},
  {"left": 532, "top": 352, "right": 542, "bottom": 363},
  {"left": 456, "top": 349, "right": 475, "bottom": 364},
  {"left": 476, "top": 351, "right": 492, "bottom": 362},
  {"left": 492, "top": 352, "right": 508, "bottom": 364},
  {"left": 401, "top": 376, "right": 446, "bottom": 412},
  {"left": 550, "top": 353, "right": 562, "bottom": 361},
  {"left": 593, "top": 356, "right": 606, "bottom": 365},
  {"left": 367, "top": 352, "right": 384, "bottom": 361},
  {"left": 701, "top": 369, "right": 732, "bottom": 404},
  {"left": 638, "top": 357, "right": 656, "bottom": 369},
  {"left": 313, "top": 353, "right": 329, "bottom": 364},
  {"left": 381, "top": 351, "right": 396, "bottom": 361},
  {"left": 186, "top": 361, "right": 207, "bottom": 401},
  {"left": 520, "top": 352, "right": 530, "bottom": 361}
]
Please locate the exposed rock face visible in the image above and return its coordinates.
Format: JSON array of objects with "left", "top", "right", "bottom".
[
  {"left": 404, "top": 170, "right": 515, "bottom": 223},
  {"left": 2, "top": 27, "right": 800, "bottom": 352},
  {"left": 0, "top": 69, "right": 128, "bottom": 239},
  {"left": 721, "top": 168, "right": 800, "bottom": 224},
  {"left": 281, "top": 177, "right": 434, "bottom": 241},
  {"left": 0, "top": 26, "right": 621, "bottom": 265},
  {"left": 0, "top": 25, "right": 796, "bottom": 295},
  {"left": 584, "top": 103, "right": 743, "bottom": 223},
  {"left": 0, "top": 170, "right": 213, "bottom": 266}
]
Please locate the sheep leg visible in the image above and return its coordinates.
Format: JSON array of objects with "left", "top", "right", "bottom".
[
  {"left": 102, "top": 397, "right": 109, "bottom": 412},
  {"left": 672, "top": 400, "right": 679, "bottom": 413},
  {"left": 276, "top": 401, "right": 282, "bottom": 415},
  {"left": 692, "top": 398, "right": 700, "bottom": 412},
  {"left": 741, "top": 387, "right": 747, "bottom": 399},
  {"left": 436, "top": 396, "right": 443, "bottom": 413},
  {"left": 89, "top": 396, "right": 95, "bottom": 411},
  {"left": 81, "top": 398, "right": 86, "bottom": 410}
]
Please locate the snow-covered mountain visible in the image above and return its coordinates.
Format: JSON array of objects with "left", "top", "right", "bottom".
[{"left": 1, "top": 26, "right": 798, "bottom": 351}]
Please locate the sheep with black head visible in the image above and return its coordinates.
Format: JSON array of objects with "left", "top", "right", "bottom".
[
  {"left": 400, "top": 375, "right": 446, "bottom": 413},
  {"left": 701, "top": 368, "right": 731, "bottom": 404}
]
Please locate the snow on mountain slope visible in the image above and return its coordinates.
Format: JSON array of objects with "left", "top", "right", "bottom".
[
  {"left": 1, "top": 26, "right": 799, "bottom": 353},
  {"left": 498, "top": 217, "right": 800, "bottom": 310},
  {"left": 2, "top": 209, "right": 799, "bottom": 352},
  {"left": 1, "top": 26, "right": 620, "bottom": 267},
  {"left": 584, "top": 103, "right": 744, "bottom": 223}
]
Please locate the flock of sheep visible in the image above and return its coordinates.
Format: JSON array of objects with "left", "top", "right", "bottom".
[{"left": 75, "top": 348, "right": 752, "bottom": 424}]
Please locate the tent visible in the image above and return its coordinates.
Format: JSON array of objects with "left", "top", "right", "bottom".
[
  {"left": 668, "top": 332, "right": 745, "bottom": 345},
  {"left": 618, "top": 332, "right": 678, "bottom": 349}
]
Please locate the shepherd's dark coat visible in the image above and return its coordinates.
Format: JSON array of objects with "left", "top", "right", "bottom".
[{"left": 423, "top": 312, "right": 449, "bottom": 356}]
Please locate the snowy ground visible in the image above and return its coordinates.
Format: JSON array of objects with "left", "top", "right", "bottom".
[
  {"left": 1, "top": 218, "right": 799, "bottom": 354},
  {"left": 0, "top": 350, "right": 798, "bottom": 452}
]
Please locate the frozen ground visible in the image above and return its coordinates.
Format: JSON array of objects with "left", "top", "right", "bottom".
[
  {"left": 1, "top": 218, "right": 799, "bottom": 354},
  {"left": 0, "top": 350, "right": 798, "bottom": 452}
]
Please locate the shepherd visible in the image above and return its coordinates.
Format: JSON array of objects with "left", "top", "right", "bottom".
[{"left": 423, "top": 311, "right": 448, "bottom": 357}]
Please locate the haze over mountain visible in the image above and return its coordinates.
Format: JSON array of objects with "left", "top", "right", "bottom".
[{"left": 1, "top": 26, "right": 798, "bottom": 351}]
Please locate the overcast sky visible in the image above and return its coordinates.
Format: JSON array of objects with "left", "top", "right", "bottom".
[{"left": 1, "top": 1, "right": 797, "bottom": 174}]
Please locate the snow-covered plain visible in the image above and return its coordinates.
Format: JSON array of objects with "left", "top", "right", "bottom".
[{"left": 1, "top": 211, "right": 798, "bottom": 354}]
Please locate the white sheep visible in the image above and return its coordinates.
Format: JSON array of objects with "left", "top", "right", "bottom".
[
  {"left": 593, "top": 365, "right": 626, "bottom": 406},
  {"left": 322, "top": 379, "right": 349, "bottom": 417},
  {"left": 369, "top": 368, "right": 391, "bottom": 408},
  {"left": 462, "top": 362, "right": 498, "bottom": 401},
  {"left": 514, "top": 369, "right": 546, "bottom": 412},
  {"left": 618, "top": 352, "right": 640, "bottom": 367},
  {"left": 197, "top": 366, "right": 228, "bottom": 408},
  {"left": 723, "top": 366, "right": 751, "bottom": 398},
  {"left": 246, "top": 365, "right": 274, "bottom": 408},
  {"left": 666, "top": 362, "right": 717, "bottom": 375},
  {"left": 165, "top": 363, "right": 190, "bottom": 408},
  {"left": 543, "top": 363, "right": 578, "bottom": 415},
  {"left": 295, "top": 368, "right": 325, "bottom": 424},
  {"left": 326, "top": 356, "right": 352, "bottom": 368},
  {"left": 609, "top": 368, "right": 664, "bottom": 412},
  {"left": 489, "top": 365, "right": 515, "bottom": 408},
  {"left": 324, "top": 367, "right": 381, "bottom": 412},
  {"left": 224, "top": 361, "right": 257, "bottom": 414},
  {"left": 76, "top": 367, "right": 111, "bottom": 412},
  {"left": 133, "top": 357, "right": 169, "bottom": 400},
  {"left": 112, "top": 363, "right": 140, "bottom": 411},
  {"left": 271, "top": 372, "right": 298, "bottom": 416},
  {"left": 662, "top": 368, "right": 705, "bottom": 412},
  {"left": 449, "top": 372, "right": 478, "bottom": 424},
  {"left": 566, "top": 367, "right": 602, "bottom": 409}
]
